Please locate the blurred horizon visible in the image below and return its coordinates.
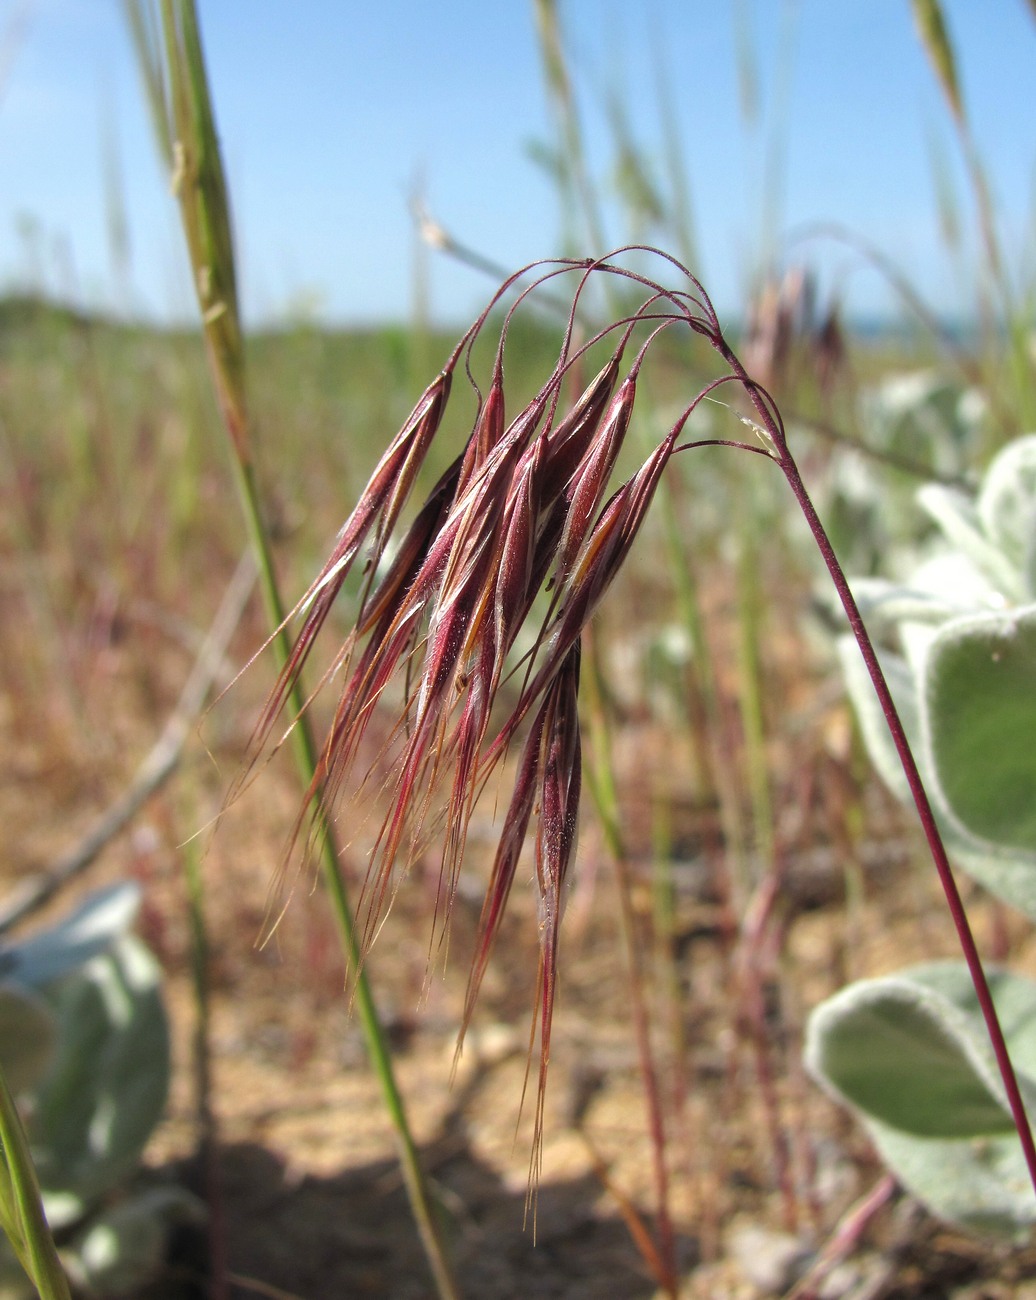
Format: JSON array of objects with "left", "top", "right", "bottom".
[{"left": 1, "top": 1, "right": 1034, "bottom": 331}]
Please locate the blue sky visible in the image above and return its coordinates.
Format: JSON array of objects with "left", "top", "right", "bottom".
[{"left": 1, "top": 1, "right": 1034, "bottom": 328}]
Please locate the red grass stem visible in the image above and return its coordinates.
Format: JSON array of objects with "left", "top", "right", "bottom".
[{"left": 722, "top": 348, "right": 1036, "bottom": 1200}]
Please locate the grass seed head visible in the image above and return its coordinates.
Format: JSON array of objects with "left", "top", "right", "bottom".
[{"left": 257, "top": 249, "right": 774, "bottom": 1171}]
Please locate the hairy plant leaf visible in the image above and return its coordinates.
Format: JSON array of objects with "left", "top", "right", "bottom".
[
  {"left": 850, "top": 575, "right": 978, "bottom": 629},
  {"left": 841, "top": 629, "right": 1036, "bottom": 920},
  {"left": 0, "top": 883, "right": 140, "bottom": 989},
  {"left": 950, "top": 839, "right": 1036, "bottom": 924},
  {"left": 30, "top": 937, "right": 169, "bottom": 1230},
  {"left": 72, "top": 1186, "right": 204, "bottom": 1295},
  {"left": 837, "top": 636, "right": 918, "bottom": 805},
  {"left": 924, "top": 606, "right": 1036, "bottom": 853},
  {"left": 917, "top": 484, "right": 1022, "bottom": 602},
  {"left": 978, "top": 434, "right": 1036, "bottom": 599},
  {"left": 806, "top": 964, "right": 1036, "bottom": 1139},
  {"left": 808, "top": 962, "right": 1036, "bottom": 1238},
  {"left": 868, "top": 1124, "right": 1036, "bottom": 1239},
  {"left": 0, "top": 987, "right": 56, "bottom": 1097}
]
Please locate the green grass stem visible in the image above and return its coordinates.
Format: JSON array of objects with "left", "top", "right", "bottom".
[
  {"left": 0, "top": 1062, "right": 72, "bottom": 1300},
  {"left": 733, "top": 501, "right": 775, "bottom": 873},
  {"left": 911, "top": 0, "right": 1036, "bottom": 431},
  {"left": 125, "top": 4, "right": 459, "bottom": 1294},
  {"left": 532, "top": 0, "right": 607, "bottom": 257}
]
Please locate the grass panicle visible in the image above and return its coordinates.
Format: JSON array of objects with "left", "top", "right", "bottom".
[{"left": 255, "top": 246, "right": 1036, "bottom": 1216}]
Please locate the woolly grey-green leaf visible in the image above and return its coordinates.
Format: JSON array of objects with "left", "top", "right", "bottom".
[
  {"left": 918, "top": 483, "right": 1022, "bottom": 601},
  {"left": 977, "top": 434, "right": 1036, "bottom": 599},
  {"left": 72, "top": 1186, "right": 205, "bottom": 1296},
  {"left": 0, "top": 884, "right": 140, "bottom": 990},
  {"left": 924, "top": 605, "right": 1036, "bottom": 853},
  {"left": 30, "top": 936, "right": 169, "bottom": 1230},
  {"left": 859, "top": 371, "right": 978, "bottom": 471},
  {"left": 805, "top": 968, "right": 1035, "bottom": 1137},
  {"left": 0, "top": 987, "right": 56, "bottom": 1097},
  {"left": 839, "top": 621, "right": 1036, "bottom": 920},
  {"left": 850, "top": 576, "right": 972, "bottom": 629},
  {"left": 0, "top": 887, "right": 172, "bottom": 1291},
  {"left": 951, "top": 838, "right": 1036, "bottom": 924},
  {"left": 911, "top": 962, "right": 1036, "bottom": 1077},
  {"left": 837, "top": 636, "right": 917, "bottom": 804},
  {"left": 867, "top": 1123, "right": 1036, "bottom": 1239},
  {"left": 806, "top": 963, "right": 1036, "bottom": 1235}
]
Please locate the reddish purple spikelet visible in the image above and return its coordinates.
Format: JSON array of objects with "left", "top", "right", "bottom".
[
  {"left": 458, "top": 689, "right": 543, "bottom": 1042},
  {"left": 457, "top": 368, "right": 506, "bottom": 495},
  {"left": 541, "top": 353, "right": 622, "bottom": 493},
  {"left": 248, "top": 365, "right": 455, "bottom": 759},
  {"left": 489, "top": 420, "right": 681, "bottom": 761},
  {"left": 529, "top": 642, "right": 582, "bottom": 1182},
  {"left": 552, "top": 370, "right": 638, "bottom": 586}
]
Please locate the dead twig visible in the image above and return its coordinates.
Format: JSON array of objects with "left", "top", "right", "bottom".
[
  {"left": 0, "top": 552, "right": 257, "bottom": 935},
  {"left": 783, "top": 1173, "right": 897, "bottom": 1300}
]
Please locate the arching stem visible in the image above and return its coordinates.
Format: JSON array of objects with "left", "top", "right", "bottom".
[{"left": 718, "top": 345, "right": 1036, "bottom": 1197}]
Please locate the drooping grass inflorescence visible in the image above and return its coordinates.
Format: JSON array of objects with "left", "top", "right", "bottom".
[{"left": 254, "top": 246, "right": 1036, "bottom": 1204}]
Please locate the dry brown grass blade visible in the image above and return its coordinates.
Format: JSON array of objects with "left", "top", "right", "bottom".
[{"left": 578, "top": 1131, "right": 672, "bottom": 1293}]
